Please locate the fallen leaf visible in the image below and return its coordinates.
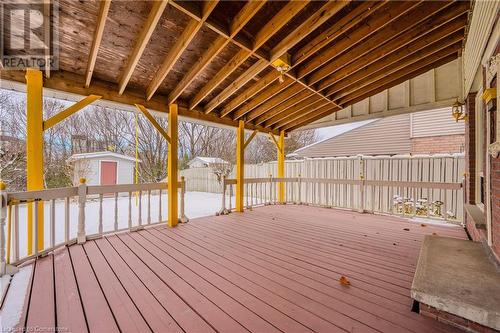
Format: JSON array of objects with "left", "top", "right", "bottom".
[
  {"left": 339, "top": 276, "right": 351, "bottom": 286},
  {"left": 420, "top": 224, "right": 427, "bottom": 227},
  {"left": 403, "top": 228, "right": 410, "bottom": 231},
  {"left": 432, "top": 232, "right": 438, "bottom": 236}
]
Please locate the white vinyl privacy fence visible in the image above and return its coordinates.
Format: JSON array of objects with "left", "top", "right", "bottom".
[{"left": 181, "top": 153, "right": 465, "bottom": 222}]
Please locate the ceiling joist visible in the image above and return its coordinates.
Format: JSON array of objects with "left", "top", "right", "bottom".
[
  {"left": 117, "top": 0, "right": 168, "bottom": 95},
  {"left": 85, "top": 0, "right": 111, "bottom": 88}
]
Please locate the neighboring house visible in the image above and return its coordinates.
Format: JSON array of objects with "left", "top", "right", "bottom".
[
  {"left": 67, "top": 151, "right": 140, "bottom": 186},
  {"left": 294, "top": 108, "right": 464, "bottom": 158},
  {"left": 188, "top": 156, "right": 229, "bottom": 168}
]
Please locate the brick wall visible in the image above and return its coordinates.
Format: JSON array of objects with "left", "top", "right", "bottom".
[{"left": 411, "top": 134, "right": 465, "bottom": 155}]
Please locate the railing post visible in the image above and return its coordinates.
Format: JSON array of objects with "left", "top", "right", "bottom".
[
  {"left": 179, "top": 177, "right": 189, "bottom": 223},
  {"left": 268, "top": 174, "right": 273, "bottom": 205},
  {"left": 0, "top": 182, "right": 17, "bottom": 277},
  {"left": 0, "top": 182, "right": 7, "bottom": 276},
  {"left": 358, "top": 155, "right": 365, "bottom": 213},
  {"left": 218, "top": 175, "right": 228, "bottom": 215},
  {"left": 77, "top": 178, "right": 87, "bottom": 244}
]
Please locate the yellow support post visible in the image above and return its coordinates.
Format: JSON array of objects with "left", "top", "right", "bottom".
[
  {"left": 236, "top": 120, "right": 245, "bottom": 212},
  {"left": 277, "top": 130, "right": 285, "bottom": 203},
  {"left": 26, "top": 69, "right": 44, "bottom": 254},
  {"left": 167, "top": 104, "right": 178, "bottom": 227}
]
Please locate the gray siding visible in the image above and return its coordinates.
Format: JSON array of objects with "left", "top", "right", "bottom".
[
  {"left": 296, "top": 114, "right": 411, "bottom": 158},
  {"left": 410, "top": 108, "right": 464, "bottom": 138}
]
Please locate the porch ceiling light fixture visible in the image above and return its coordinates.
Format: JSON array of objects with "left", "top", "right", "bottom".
[
  {"left": 451, "top": 99, "right": 467, "bottom": 122},
  {"left": 272, "top": 53, "right": 291, "bottom": 83}
]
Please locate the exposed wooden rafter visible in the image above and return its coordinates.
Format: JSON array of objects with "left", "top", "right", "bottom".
[
  {"left": 254, "top": 89, "right": 313, "bottom": 126},
  {"left": 232, "top": 77, "right": 295, "bottom": 120},
  {"left": 190, "top": 0, "right": 310, "bottom": 111},
  {"left": 85, "top": 0, "right": 111, "bottom": 87},
  {"left": 307, "top": 0, "right": 456, "bottom": 86},
  {"left": 335, "top": 45, "right": 462, "bottom": 106},
  {"left": 264, "top": 95, "right": 325, "bottom": 127},
  {"left": 245, "top": 84, "right": 304, "bottom": 123},
  {"left": 118, "top": 0, "right": 168, "bottom": 95},
  {"left": 146, "top": 1, "right": 219, "bottom": 101},
  {"left": 326, "top": 30, "right": 465, "bottom": 98},
  {"left": 167, "top": 0, "right": 267, "bottom": 104},
  {"left": 218, "top": 1, "right": 376, "bottom": 120},
  {"left": 317, "top": 8, "right": 468, "bottom": 93},
  {"left": 286, "top": 53, "right": 459, "bottom": 132},
  {"left": 297, "top": 1, "right": 420, "bottom": 80}
]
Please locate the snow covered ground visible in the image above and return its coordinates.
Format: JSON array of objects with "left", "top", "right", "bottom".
[{"left": 9, "top": 191, "right": 230, "bottom": 260}]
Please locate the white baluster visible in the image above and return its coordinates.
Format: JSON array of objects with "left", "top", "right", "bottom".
[
  {"left": 77, "top": 178, "right": 87, "bottom": 244},
  {"left": 98, "top": 194, "right": 103, "bottom": 234}
]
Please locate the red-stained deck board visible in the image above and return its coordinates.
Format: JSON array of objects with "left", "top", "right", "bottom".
[
  {"left": 93, "top": 237, "right": 185, "bottom": 333},
  {"left": 69, "top": 245, "right": 120, "bottom": 332},
  {"left": 18, "top": 205, "right": 466, "bottom": 333},
  {"left": 122, "top": 232, "right": 298, "bottom": 333},
  {"left": 83, "top": 241, "right": 152, "bottom": 333},
  {"left": 26, "top": 255, "right": 55, "bottom": 329},
  {"left": 159, "top": 223, "right": 449, "bottom": 333},
  {"left": 53, "top": 247, "right": 87, "bottom": 332}
]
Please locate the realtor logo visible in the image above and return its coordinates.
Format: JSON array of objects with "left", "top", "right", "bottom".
[{"left": 1, "top": 0, "right": 59, "bottom": 70}]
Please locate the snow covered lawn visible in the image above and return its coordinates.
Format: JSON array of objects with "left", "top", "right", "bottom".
[{"left": 8, "top": 191, "right": 229, "bottom": 260}]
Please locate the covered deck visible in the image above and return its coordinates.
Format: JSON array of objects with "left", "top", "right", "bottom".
[{"left": 12, "top": 205, "right": 467, "bottom": 333}]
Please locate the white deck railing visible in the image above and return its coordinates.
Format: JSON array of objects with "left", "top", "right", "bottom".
[
  {"left": 0, "top": 178, "right": 188, "bottom": 275},
  {"left": 219, "top": 176, "right": 463, "bottom": 223}
]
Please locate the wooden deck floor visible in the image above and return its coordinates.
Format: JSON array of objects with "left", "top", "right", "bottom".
[{"left": 16, "top": 205, "right": 468, "bottom": 333}]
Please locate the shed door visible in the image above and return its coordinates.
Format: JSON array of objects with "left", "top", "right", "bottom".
[{"left": 100, "top": 161, "right": 117, "bottom": 185}]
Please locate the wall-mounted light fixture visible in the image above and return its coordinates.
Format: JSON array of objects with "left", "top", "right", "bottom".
[{"left": 451, "top": 99, "right": 467, "bottom": 122}]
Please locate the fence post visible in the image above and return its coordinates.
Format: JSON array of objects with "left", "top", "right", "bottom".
[
  {"left": 297, "top": 174, "right": 302, "bottom": 205},
  {"left": 358, "top": 155, "right": 365, "bottom": 213},
  {"left": 179, "top": 177, "right": 189, "bottom": 223},
  {"left": 77, "top": 178, "right": 87, "bottom": 244}
]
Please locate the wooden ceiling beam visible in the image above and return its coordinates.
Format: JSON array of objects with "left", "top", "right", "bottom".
[
  {"left": 118, "top": 0, "right": 168, "bottom": 95},
  {"left": 204, "top": 0, "right": 345, "bottom": 115},
  {"left": 213, "top": 2, "right": 389, "bottom": 119},
  {"left": 326, "top": 29, "right": 465, "bottom": 98},
  {"left": 191, "top": 0, "right": 310, "bottom": 111},
  {"left": 254, "top": 89, "right": 313, "bottom": 126},
  {"left": 0, "top": 69, "right": 278, "bottom": 134},
  {"left": 292, "top": 1, "right": 385, "bottom": 67},
  {"left": 246, "top": 84, "right": 305, "bottom": 122},
  {"left": 203, "top": 59, "right": 268, "bottom": 114},
  {"left": 284, "top": 105, "right": 339, "bottom": 132},
  {"left": 219, "top": 71, "right": 280, "bottom": 117},
  {"left": 85, "top": 0, "right": 111, "bottom": 88},
  {"left": 269, "top": 1, "right": 350, "bottom": 62},
  {"left": 296, "top": 1, "right": 420, "bottom": 80},
  {"left": 310, "top": 1, "right": 464, "bottom": 88},
  {"left": 264, "top": 95, "right": 323, "bottom": 128},
  {"left": 317, "top": 8, "right": 469, "bottom": 92},
  {"left": 278, "top": 102, "right": 338, "bottom": 131},
  {"left": 167, "top": 0, "right": 266, "bottom": 104},
  {"left": 332, "top": 54, "right": 459, "bottom": 115},
  {"left": 233, "top": 77, "right": 295, "bottom": 120},
  {"left": 336, "top": 48, "right": 460, "bottom": 106},
  {"left": 287, "top": 54, "right": 458, "bottom": 132},
  {"left": 145, "top": 1, "right": 218, "bottom": 101}
]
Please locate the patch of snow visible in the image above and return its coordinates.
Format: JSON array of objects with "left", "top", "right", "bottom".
[
  {"left": 0, "top": 265, "right": 32, "bottom": 331},
  {"left": 9, "top": 192, "right": 227, "bottom": 260}
]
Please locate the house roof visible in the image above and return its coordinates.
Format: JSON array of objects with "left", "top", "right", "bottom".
[
  {"left": 188, "top": 157, "right": 229, "bottom": 166},
  {"left": 67, "top": 151, "right": 141, "bottom": 163},
  {"left": 294, "top": 114, "right": 412, "bottom": 158}
]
